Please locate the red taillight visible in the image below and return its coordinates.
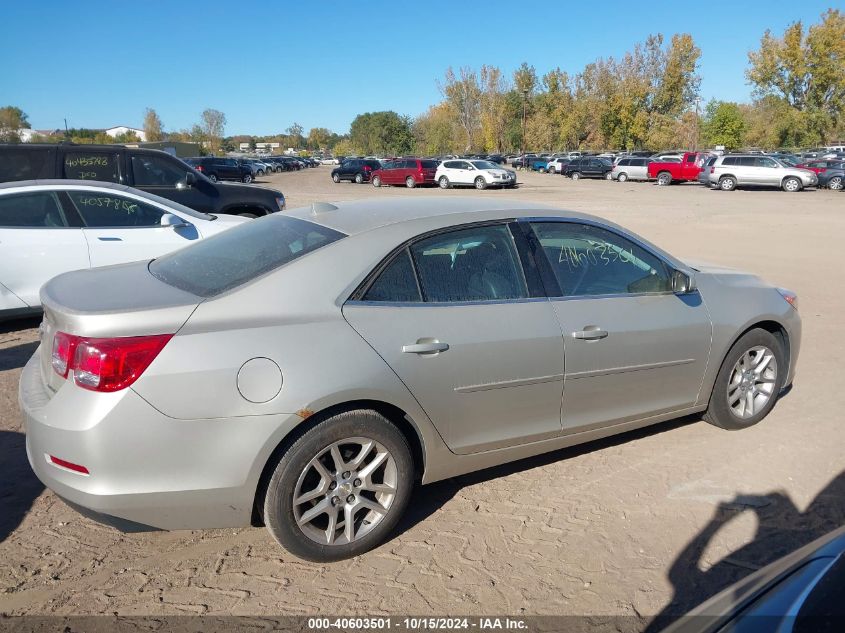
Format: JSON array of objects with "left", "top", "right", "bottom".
[
  {"left": 52, "top": 332, "right": 172, "bottom": 392},
  {"left": 48, "top": 455, "right": 90, "bottom": 475},
  {"left": 195, "top": 165, "right": 204, "bottom": 172},
  {"left": 363, "top": 165, "right": 372, "bottom": 171}
]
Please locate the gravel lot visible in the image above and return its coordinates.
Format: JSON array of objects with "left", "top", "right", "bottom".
[{"left": 2, "top": 168, "right": 844, "bottom": 628}]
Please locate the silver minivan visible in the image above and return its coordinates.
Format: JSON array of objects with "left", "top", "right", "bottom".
[
  {"left": 611, "top": 157, "right": 651, "bottom": 181},
  {"left": 709, "top": 154, "right": 818, "bottom": 192}
]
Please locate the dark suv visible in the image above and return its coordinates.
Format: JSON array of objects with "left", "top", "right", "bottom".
[
  {"left": 563, "top": 157, "right": 613, "bottom": 180},
  {"left": 331, "top": 159, "right": 382, "bottom": 183},
  {"left": 185, "top": 157, "right": 253, "bottom": 183},
  {"left": 0, "top": 144, "right": 285, "bottom": 217}
]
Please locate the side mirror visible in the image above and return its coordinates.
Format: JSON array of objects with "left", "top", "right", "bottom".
[
  {"left": 160, "top": 213, "right": 190, "bottom": 229},
  {"left": 185, "top": 171, "right": 196, "bottom": 186},
  {"left": 672, "top": 269, "right": 697, "bottom": 294}
]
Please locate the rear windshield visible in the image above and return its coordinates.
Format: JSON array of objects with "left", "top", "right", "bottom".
[
  {"left": 420, "top": 160, "right": 439, "bottom": 169},
  {"left": 149, "top": 215, "right": 345, "bottom": 297}
]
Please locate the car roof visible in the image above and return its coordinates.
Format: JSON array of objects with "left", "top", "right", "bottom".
[{"left": 284, "top": 196, "right": 600, "bottom": 236}]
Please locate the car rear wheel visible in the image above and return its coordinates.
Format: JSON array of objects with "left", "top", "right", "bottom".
[
  {"left": 828, "top": 175, "right": 844, "bottom": 190},
  {"left": 657, "top": 172, "right": 672, "bottom": 186},
  {"left": 782, "top": 176, "right": 802, "bottom": 192},
  {"left": 332, "top": 173, "right": 340, "bottom": 183},
  {"left": 538, "top": 167, "right": 546, "bottom": 173},
  {"left": 605, "top": 172, "right": 613, "bottom": 180},
  {"left": 405, "top": 176, "right": 416, "bottom": 188},
  {"left": 355, "top": 173, "right": 364, "bottom": 184},
  {"left": 242, "top": 174, "right": 253, "bottom": 183},
  {"left": 474, "top": 176, "right": 487, "bottom": 190},
  {"left": 438, "top": 176, "right": 450, "bottom": 189},
  {"left": 548, "top": 167, "right": 556, "bottom": 174},
  {"left": 208, "top": 173, "right": 218, "bottom": 183},
  {"left": 571, "top": 172, "right": 581, "bottom": 180},
  {"left": 719, "top": 176, "right": 737, "bottom": 191},
  {"left": 617, "top": 172, "right": 628, "bottom": 182},
  {"left": 257, "top": 169, "right": 265, "bottom": 176},
  {"left": 263, "top": 410, "right": 414, "bottom": 562},
  {"left": 372, "top": 175, "right": 382, "bottom": 188},
  {"left": 704, "top": 329, "right": 785, "bottom": 430}
]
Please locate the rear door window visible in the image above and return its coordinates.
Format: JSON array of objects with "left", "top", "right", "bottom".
[
  {"left": 63, "top": 151, "right": 122, "bottom": 182},
  {"left": 363, "top": 250, "right": 421, "bottom": 302},
  {"left": 149, "top": 215, "right": 345, "bottom": 297},
  {"left": 0, "top": 191, "right": 68, "bottom": 227}
]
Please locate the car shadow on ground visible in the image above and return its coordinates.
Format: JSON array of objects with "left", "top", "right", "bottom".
[
  {"left": 0, "top": 315, "right": 40, "bottom": 336},
  {"left": 0, "top": 430, "right": 44, "bottom": 543},
  {"left": 395, "top": 414, "right": 698, "bottom": 539},
  {"left": 0, "top": 340, "right": 40, "bottom": 371},
  {"left": 644, "top": 469, "right": 845, "bottom": 631}
]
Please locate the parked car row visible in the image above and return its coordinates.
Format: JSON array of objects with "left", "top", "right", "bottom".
[{"left": 331, "top": 158, "right": 518, "bottom": 190}]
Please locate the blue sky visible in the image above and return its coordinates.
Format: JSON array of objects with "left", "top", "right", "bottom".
[{"left": 1, "top": 1, "right": 839, "bottom": 135}]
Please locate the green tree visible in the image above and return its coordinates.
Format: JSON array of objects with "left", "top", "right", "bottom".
[
  {"left": 439, "top": 67, "right": 482, "bottom": 150},
  {"left": 143, "top": 108, "right": 164, "bottom": 142},
  {"left": 200, "top": 109, "right": 226, "bottom": 154},
  {"left": 702, "top": 100, "right": 747, "bottom": 149},
  {"left": 747, "top": 9, "right": 845, "bottom": 141},
  {"left": 307, "top": 127, "right": 334, "bottom": 150},
  {"left": 349, "top": 111, "right": 414, "bottom": 155},
  {"left": 0, "top": 106, "right": 30, "bottom": 143}
]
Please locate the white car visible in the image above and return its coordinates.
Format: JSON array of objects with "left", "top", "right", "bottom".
[
  {"left": 320, "top": 157, "right": 340, "bottom": 165},
  {"left": 435, "top": 159, "right": 517, "bottom": 190},
  {"left": 0, "top": 180, "right": 248, "bottom": 318},
  {"left": 545, "top": 158, "right": 570, "bottom": 174}
]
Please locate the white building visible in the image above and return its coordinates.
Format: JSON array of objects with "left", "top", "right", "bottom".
[{"left": 104, "top": 126, "right": 147, "bottom": 142}]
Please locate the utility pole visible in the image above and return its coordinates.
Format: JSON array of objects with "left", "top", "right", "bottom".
[{"left": 521, "top": 88, "right": 529, "bottom": 162}]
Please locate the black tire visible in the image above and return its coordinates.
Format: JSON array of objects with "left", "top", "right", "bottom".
[
  {"left": 332, "top": 173, "right": 340, "bottom": 183},
  {"left": 571, "top": 172, "right": 581, "bottom": 180},
  {"left": 372, "top": 175, "right": 382, "bottom": 188},
  {"left": 242, "top": 174, "right": 253, "bottom": 184},
  {"left": 782, "top": 176, "right": 802, "bottom": 192},
  {"left": 438, "top": 176, "right": 450, "bottom": 189},
  {"left": 704, "top": 328, "right": 786, "bottom": 430},
  {"left": 657, "top": 171, "right": 672, "bottom": 186},
  {"left": 548, "top": 167, "right": 556, "bottom": 174},
  {"left": 208, "top": 173, "right": 218, "bottom": 183},
  {"left": 474, "top": 176, "right": 487, "bottom": 190},
  {"left": 828, "top": 175, "right": 843, "bottom": 190},
  {"left": 354, "top": 173, "right": 364, "bottom": 184},
  {"left": 263, "top": 410, "right": 414, "bottom": 562},
  {"left": 618, "top": 172, "right": 628, "bottom": 182},
  {"left": 719, "top": 176, "right": 737, "bottom": 191},
  {"left": 405, "top": 176, "right": 416, "bottom": 188},
  {"left": 257, "top": 169, "right": 265, "bottom": 176}
]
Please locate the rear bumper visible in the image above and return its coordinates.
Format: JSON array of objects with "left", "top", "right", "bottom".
[{"left": 19, "top": 353, "right": 298, "bottom": 531}]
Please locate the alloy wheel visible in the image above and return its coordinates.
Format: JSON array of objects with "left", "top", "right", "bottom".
[
  {"left": 727, "top": 346, "right": 778, "bottom": 419},
  {"left": 292, "top": 437, "right": 398, "bottom": 546},
  {"left": 829, "top": 176, "right": 843, "bottom": 190}
]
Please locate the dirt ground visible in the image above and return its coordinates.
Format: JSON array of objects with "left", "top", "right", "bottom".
[{"left": 1, "top": 168, "right": 844, "bottom": 628}]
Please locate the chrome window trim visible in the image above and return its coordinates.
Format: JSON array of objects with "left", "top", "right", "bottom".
[{"left": 346, "top": 297, "right": 551, "bottom": 308}]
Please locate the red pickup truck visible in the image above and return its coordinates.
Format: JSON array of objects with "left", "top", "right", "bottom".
[{"left": 648, "top": 152, "right": 711, "bottom": 185}]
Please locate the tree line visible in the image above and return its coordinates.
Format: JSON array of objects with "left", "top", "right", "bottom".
[{"left": 2, "top": 9, "right": 841, "bottom": 154}]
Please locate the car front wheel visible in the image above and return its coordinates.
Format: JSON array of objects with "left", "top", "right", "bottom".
[
  {"left": 263, "top": 410, "right": 414, "bottom": 562},
  {"left": 332, "top": 173, "right": 340, "bottom": 183},
  {"left": 355, "top": 173, "right": 364, "bottom": 184},
  {"left": 782, "top": 176, "right": 802, "bottom": 192},
  {"left": 474, "top": 176, "right": 487, "bottom": 190},
  {"left": 242, "top": 174, "right": 253, "bottom": 183},
  {"left": 704, "top": 328, "right": 785, "bottom": 430},
  {"left": 372, "top": 175, "right": 381, "bottom": 188},
  {"left": 571, "top": 172, "right": 581, "bottom": 180}
]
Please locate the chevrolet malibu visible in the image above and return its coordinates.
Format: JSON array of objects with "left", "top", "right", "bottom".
[{"left": 20, "top": 198, "right": 801, "bottom": 562}]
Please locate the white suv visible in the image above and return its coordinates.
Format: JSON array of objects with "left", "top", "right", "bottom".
[{"left": 709, "top": 155, "right": 818, "bottom": 192}]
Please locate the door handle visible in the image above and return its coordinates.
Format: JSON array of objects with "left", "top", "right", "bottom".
[
  {"left": 573, "top": 326, "right": 608, "bottom": 340},
  {"left": 402, "top": 340, "right": 449, "bottom": 355},
  {"left": 97, "top": 237, "right": 122, "bottom": 242}
]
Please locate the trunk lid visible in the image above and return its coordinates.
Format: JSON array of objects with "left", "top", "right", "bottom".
[{"left": 39, "top": 260, "right": 201, "bottom": 395}]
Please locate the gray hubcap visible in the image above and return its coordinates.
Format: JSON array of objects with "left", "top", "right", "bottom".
[
  {"left": 727, "top": 346, "right": 777, "bottom": 419},
  {"left": 830, "top": 177, "right": 843, "bottom": 190},
  {"left": 293, "top": 437, "right": 397, "bottom": 546},
  {"left": 785, "top": 179, "right": 799, "bottom": 191}
]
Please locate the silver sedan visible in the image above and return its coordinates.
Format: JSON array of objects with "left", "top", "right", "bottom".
[{"left": 20, "top": 198, "right": 801, "bottom": 561}]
